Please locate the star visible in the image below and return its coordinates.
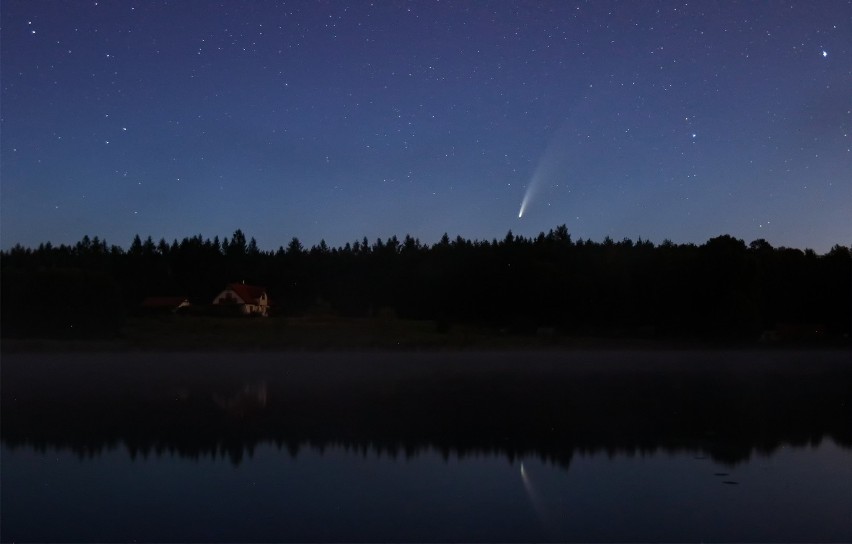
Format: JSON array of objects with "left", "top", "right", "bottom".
[{"left": 2, "top": 1, "right": 849, "bottom": 254}]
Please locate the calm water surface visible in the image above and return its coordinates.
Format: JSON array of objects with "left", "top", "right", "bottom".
[
  {"left": 3, "top": 440, "right": 851, "bottom": 542},
  {"left": 2, "top": 351, "right": 851, "bottom": 542}
]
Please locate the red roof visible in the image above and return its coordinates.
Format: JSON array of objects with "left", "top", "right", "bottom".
[{"left": 226, "top": 283, "right": 267, "bottom": 305}]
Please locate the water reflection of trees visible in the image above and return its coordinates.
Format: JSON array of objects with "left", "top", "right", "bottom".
[{"left": 2, "top": 352, "right": 850, "bottom": 467}]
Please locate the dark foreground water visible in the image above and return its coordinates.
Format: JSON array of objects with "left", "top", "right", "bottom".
[
  {"left": 3, "top": 440, "right": 852, "bottom": 542},
  {"left": 2, "top": 351, "right": 851, "bottom": 542}
]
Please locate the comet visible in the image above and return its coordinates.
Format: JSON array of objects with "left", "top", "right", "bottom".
[
  {"left": 518, "top": 194, "right": 531, "bottom": 218},
  {"left": 518, "top": 127, "right": 571, "bottom": 219}
]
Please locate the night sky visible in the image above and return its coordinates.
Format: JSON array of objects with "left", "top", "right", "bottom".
[{"left": 2, "top": 1, "right": 850, "bottom": 252}]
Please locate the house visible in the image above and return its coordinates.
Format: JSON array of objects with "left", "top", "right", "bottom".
[
  {"left": 212, "top": 282, "right": 270, "bottom": 316},
  {"left": 140, "top": 296, "right": 191, "bottom": 314}
]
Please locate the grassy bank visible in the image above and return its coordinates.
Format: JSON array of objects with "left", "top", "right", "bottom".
[
  {"left": 4, "top": 314, "right": 848, "bottom": 352},
  {"left": 0, "top": 315, "right": 673, "bottom": 352}
]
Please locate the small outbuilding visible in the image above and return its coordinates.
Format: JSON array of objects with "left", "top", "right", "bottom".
[
  {"left": 212, "top": 283, "right": 270, "bottom": 317},
  {"left": 140, "top": 296, "right": 191, "bottom": 314}
]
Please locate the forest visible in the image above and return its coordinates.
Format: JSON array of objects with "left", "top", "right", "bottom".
[{"left": 1, "top": 226, "right": 850, "bottom": 343}]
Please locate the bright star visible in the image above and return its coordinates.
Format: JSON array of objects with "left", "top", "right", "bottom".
[{"left": 822, "top": 50, "right": 828, "bottom": 58}]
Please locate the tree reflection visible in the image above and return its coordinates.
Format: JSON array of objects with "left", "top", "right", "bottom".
[{"left": 2, "top": 352, "right": 850, "bottom": 467}]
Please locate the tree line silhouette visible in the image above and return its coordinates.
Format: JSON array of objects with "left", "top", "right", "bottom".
[{"left": 1, "top": 226, "right": 850, "bottom": 341}]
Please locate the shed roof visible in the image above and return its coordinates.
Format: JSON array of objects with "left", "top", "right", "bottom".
[{"left": 141, "top": 296, "right": 189, "bottom": 308}]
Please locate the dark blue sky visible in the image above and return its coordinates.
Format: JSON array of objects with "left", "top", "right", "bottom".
[{"left": 2, "top": 1, "right": 850, "bottom": 251}]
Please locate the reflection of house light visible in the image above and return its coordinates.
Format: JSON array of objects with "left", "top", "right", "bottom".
[{"left": 214, "top": 381, "right": 268, "bottom": 416}]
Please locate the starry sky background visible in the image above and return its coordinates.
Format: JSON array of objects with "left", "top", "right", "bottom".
[{"left": 2, "top": 0, "right": 850, "bottom": 252}]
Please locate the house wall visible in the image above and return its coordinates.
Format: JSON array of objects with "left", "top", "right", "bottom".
[
  {"left": 213, "top": 289, "right": 245, "bottom": 305},
  {"left": 244, "top": 304, "right": 269, "bottom": 316}
]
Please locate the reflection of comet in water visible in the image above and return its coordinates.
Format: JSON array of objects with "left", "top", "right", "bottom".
[{"left": 519, "top": 461, "right": 547, "bottom": 524}]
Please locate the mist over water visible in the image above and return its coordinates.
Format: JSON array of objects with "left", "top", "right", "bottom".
[{"left": 3, "top": 351, "right": 851, "bottom": 542}]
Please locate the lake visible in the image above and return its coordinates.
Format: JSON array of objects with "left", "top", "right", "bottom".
[{"left": 2, "top": 351, "right": 851, "bottom": 542}]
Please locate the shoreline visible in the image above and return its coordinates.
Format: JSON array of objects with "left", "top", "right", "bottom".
[
  {"left": 3, "top": 338, "right": 848, "bottom": 354},
  {"left": 3, "top": 315, "right": 848, "bottom": 353}
]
